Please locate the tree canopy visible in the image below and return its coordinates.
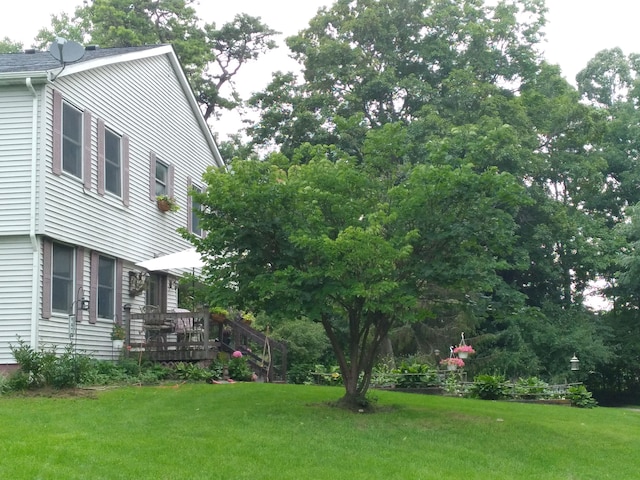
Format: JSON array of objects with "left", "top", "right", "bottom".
[{"left": 33, "top": 0, "right": 278, "bottom": 122}]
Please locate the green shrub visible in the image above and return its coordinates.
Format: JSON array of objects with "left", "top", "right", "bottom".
[
  {"left": 469, "top": 374, "right": 510, "bottom": 400},
  {"left": 228, "top": 357, "right": 252, "bottom": 381},
  {"left": 287, "top": 363, "right": 315, "bottom": 384},
  {"left": 567, "top": 385, "right": 598, "bottom": 408},
  {"left": 392, "top": 361, "right": 438, "bottom": 388},
  {"left": 514, "top": 376, "right": 550, "bottom": 400},
  {"left": 174, "top": 362, "right": 210, "bottom": 381}
]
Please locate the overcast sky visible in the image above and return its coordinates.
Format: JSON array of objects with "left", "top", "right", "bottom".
[{"left": 2, "top": 0, "right": 639, "bottom": 139}]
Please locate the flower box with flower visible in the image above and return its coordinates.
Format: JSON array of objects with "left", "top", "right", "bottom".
[
  {"left": 440, "top": 357, "right": 465, "bottom": 370},
  {"left": 453, "top": 345, "right": 476, "bottom": 359},
  {"left": 156, "top": 195, "right": 179, "bottom": 212}
]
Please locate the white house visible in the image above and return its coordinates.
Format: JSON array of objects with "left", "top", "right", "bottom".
[{"left": 0, "top": 44, "right": 224, "bottom": 368}]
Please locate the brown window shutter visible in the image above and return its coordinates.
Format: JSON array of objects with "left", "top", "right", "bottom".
[
  {"left": 149, "top": 151, "right": 157, "bottom": 201},
  {"left": 75, "top": 247, "right": 84, "bottom": 322},
  {"left": 115, "top": 259, "right": 123, "bottom": 323},
  {"left": 42, "top": 239, "right": 52, "bottom": 319},
  {"left": 97, "top": 118, "right": 105, "bottom": 196},
  {"left": 168, "top": 164, "right": 175, "bottom": 198},
  {"left": 187, "top": 176, "right": 193, "bottom": 232},
  {"left": 83, "top": 110, "right": 92, "bottom": 191},
  {"left": 89, "top": 251, "right": 99, "bottom": 324},
  {"left": 52, "top": 90, "right": 62, "bottom": 176},
  {"left": 122, "top": 135, "right": 130, "bottom": 207}
]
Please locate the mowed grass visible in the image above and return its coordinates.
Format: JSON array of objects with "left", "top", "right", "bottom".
[{"left": 1, "top": 383, "right": 637, "bottom": 480}]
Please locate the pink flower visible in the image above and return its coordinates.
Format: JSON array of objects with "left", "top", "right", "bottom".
[
  {"left": 453, "top": 345, "right": 475, "bottom": 354},
  {"left": 232, "top": 350, "right": 243, "bottom": 358},
  {"left": 440, "top": 357, "right": 465, "bottom": 367}
]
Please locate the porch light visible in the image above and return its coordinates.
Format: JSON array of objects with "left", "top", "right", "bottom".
[{"left": 570, "top": 354, "right": 580, "bottom": 371}]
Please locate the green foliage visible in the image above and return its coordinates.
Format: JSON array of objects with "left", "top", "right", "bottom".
[
  {"left": 469, "top": 374, "right": 510, "bottom": 400},
  {"left": 34, "top": 0, "right": 278, "bottom": 121},
  {"left": 9, "top": 340, "right": 93, "bottom": 389},
  {"left": 514, "top": 377, "right": 551, "bottom": 400},
  {"left": 271, "top": 319, "right": 332, "bottom": 367},
  {"left": 0, "top": 36, "right": 23, "bottom": 53},
  {"left": 287, "top": 363, "right": 316, "bottom": 385},
  {"left": 0, "top": 372, "right": 12, "bottom": 394},
  {"left": 174, "top": 362, "right": 210, "bottom": 381},
  {"left": 567, "top": 385, "right": 598, "bottom": 408},
  {"left": 391, "top": 361, "right": 438, "bottom": 388},
  {"left": 228, "top": 357, "right": 252, "bottom": 382}
]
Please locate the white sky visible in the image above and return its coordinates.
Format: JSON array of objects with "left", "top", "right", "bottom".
[{"left": 1, "top": 0, "right": 639, "bottom": 140}]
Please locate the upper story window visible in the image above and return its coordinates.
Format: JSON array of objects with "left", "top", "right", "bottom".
[
  {"left": 104, "top": 129, "right": 122, "bottom": 196},
  {"left": 149, "top": 152, "right": 174, "bottom": 204},
  {"left": 52, "top": 243, "right": 75, "bottom": 313},
  {"left": 97, "top": 255, "right": 115, "bottom": 319},
  {"left": 155, "top": 160, "right": 169, "bottom": 196},
  {"left": 62, "top": 103, "right": 83, "bottom": 178}
]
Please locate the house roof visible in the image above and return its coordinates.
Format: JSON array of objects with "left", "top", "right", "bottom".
[
  {"left": 0, "top": 44, "right": 225, "bottom": 168},
  {"left": 0, "top": 45, "right": 160, "bottom": 73}
]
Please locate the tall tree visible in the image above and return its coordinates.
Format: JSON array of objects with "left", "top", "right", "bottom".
[{"left": 34, "top": 0, "right": 278, "bottom": 122}]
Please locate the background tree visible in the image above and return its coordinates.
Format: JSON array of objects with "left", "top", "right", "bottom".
[
  {"left": 33, "top": 0, "right": 278, "bottom": 122},
  {"left": 0, "top": 37, "right": 23, "bottom": 54},
  {"left": 243, "top": 0, "right": 618, "bottom": 382}
]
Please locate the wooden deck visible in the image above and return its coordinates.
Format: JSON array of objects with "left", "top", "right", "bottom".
[{"left": 122, "top": 308, "right": 287, "bottom": 382}]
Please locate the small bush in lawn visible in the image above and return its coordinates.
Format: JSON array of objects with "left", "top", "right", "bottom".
[
  {"left": 469, "top": 374, "right": 510, "bottom": 400},
  {"left": 567, "top": 385, "right": 598, "bottom": 408}
]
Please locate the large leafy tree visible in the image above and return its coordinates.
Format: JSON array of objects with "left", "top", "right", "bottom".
[
  {"left": 243, "top": 0, "right": 620, "bottom": 381},
  {"left": 34, "top": 0, "right": 278, "bottom": 122},
  {"left": 186, "top": 144, "right": 526, "bottom": 408}
]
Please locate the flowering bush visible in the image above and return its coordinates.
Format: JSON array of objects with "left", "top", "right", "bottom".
[
  {"left": 440, "top": 357, "right": 465, "bottom": 368},
  {"left": 453, "top": 345, "right": 475, "bottom": 354},
  {"left": 232, "top": 350, "right": 243, "bottom": 358}
]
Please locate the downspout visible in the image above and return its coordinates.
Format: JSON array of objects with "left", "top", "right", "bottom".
[{"left": 26, "top": 78, "right": 40, "bottom": 347}]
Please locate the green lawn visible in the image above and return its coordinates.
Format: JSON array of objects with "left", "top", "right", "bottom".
[{"left": 0, "top": 383, "right": 637, "bottom": 479}]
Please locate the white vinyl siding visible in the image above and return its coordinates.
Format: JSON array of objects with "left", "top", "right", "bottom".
[
  {"left": 1, "top": 48, "right": 220, "bottom": 363},
  {"left": 0, "top": 237, "right": 33, "bottom": 362},
  {"left": 0, "top": 88, "right": 36, "bottom": 235},
  {"left": 42, "top": 54, "right": 216, "bottom": 262}
]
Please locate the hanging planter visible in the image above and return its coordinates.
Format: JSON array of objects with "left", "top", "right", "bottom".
[
  {"left": 453, "top": 345, "right": 476, "bottom": 359},
  {"left": 440, "top": 357, "right": 465, "bottom": 370},
  {"left": 453, "top": 332, "right": 476, "bottom": 359},
  {"left": 156, "top": 195, "right": 179, "bottom": 212}
]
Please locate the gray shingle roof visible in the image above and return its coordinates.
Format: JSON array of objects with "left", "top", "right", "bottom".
[{"left": 0, "top": 45, "right": 163, "bottom": 73}]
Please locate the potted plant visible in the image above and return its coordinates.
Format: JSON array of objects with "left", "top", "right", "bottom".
[
  {"left": 111, "top": 323, "right": 126, "bottom": 350},
  {"left": 210, "top": 307, "right": 228, "bottom": 323},
  {"left": 453, "top": 345, "right": 476, "bottom": 359},
  {"left": 440, "top": 357, "right": 465, "bottom": 371},
  {"left": 156, "top": 194, "right": 179, "bottom": 212}
]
